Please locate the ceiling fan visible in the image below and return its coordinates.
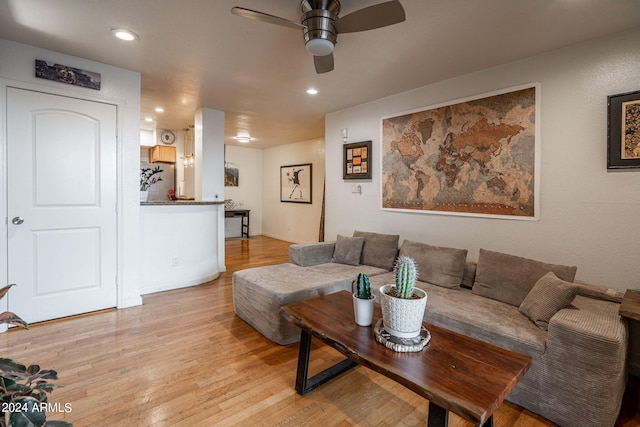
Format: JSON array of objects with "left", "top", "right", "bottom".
[{"left": 231, "top": 0, "right": 406, "bottom": 74}]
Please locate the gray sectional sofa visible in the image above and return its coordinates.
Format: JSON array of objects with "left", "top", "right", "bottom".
[{"left": 232, "top": 231, "right": 628, "bottom": 427}]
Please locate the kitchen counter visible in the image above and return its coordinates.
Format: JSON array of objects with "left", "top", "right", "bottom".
[{"left": 140, "top": 201, "right": 225, "bottom": 294}]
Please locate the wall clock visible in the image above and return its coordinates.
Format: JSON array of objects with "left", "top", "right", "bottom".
[{"left": 160, "top": 130, "right": 175, "bottom": 145}]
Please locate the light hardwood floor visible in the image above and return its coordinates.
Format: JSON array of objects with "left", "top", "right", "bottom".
[{"left": 1, "top": 236, "right": 638, "bottom": 426}]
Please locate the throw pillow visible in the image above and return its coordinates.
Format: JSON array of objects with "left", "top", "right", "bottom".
[
  {"left": 472, "top": 249, "right": 578, "bottom": 307},
  {"left": 353, "top": 230, "right": 399, "bottom": 270},
  {"left": 332, "top": 235, "right": 365, "bottom": 266},
  {"left": 398, "top": 240, "right": 468, "bottom": 288},
  {"left": 519, "top": 272, "right": 579, "bottom": 330}
]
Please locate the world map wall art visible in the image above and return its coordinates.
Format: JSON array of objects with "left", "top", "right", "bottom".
[{"left": 381, "top": 84, "right": 539, "bottom": 219}]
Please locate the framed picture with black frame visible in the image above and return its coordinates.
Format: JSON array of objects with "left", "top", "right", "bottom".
[
  {"left": 280, "top": 163, "right": 312, "bottom": 203},
  {"left": 608, "top": 89, "right": 640, "bottom": 170},
  {"left": 343, "top": 140, "right": 372, "bottom": 180}
]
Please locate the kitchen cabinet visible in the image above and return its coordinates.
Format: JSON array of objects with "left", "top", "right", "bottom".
[{"left": 149, "top": 145, "right": 176, "bottom": 163}]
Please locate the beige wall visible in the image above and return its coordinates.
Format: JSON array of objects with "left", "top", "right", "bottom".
[{"left": 262, "top": 139, "right": 326, "bottom": 243}]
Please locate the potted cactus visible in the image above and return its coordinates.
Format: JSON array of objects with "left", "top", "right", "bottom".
[
  {"left": 379, "top": 256, "right": 427, "bottom": 338},
  {"left": 352, "top": 273, "right": 375, "bottom": 326}
]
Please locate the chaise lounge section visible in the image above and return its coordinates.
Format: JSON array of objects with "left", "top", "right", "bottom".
[{"left": 232, "top": 231, "right": 628, "bottom": 427}]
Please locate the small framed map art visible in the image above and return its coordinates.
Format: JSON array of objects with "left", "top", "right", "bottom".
[
  {"left": 343, "top": 141, "right": 372, "bottom": 180},
  {"left": 608, "top": 90, "right": 640, "bottom": 170}
]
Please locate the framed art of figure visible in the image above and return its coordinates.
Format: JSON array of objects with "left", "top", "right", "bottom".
[
  {"left": 343, "top": 141, "right": 372, "bottom": 180},
  {"left": 608, "top": 90, "right": 640, "bottom": 170},
  {"left": 280, "top": 163, "right": 312, "bottom": 203}
]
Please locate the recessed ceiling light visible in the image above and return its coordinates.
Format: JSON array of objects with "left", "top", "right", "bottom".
[
  {"left": 110, "top": 29, "right": 139, "bottom": 41},
  {"left": 155, "top": 107, "right": 164, "bottom": 113},
  {"left": 234, "top": 132, "right": 252, "bottom": 143},
  {"left": 306, "top": 88, "right": 318, "bottom": 95},
  {"left": 144, "top": 117, "right": 153, "bottom": 122}
]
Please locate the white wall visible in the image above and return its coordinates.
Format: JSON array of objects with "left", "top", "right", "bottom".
[
  {"left": 325, "top": 28, "right": 640, "bottom": 290},
  {"left": 224, "top": 145, "right": 263, "bottom": 236},
  {"left": 262, "top": 138, "right": 326, "bottom": 243},
  {"left": 0, "top": 38, "right": 142, "bottom": 308},
  {"left": 195, "top": 107, "right": 225, "bottom": 202},
  {"left": 140, "top": 205, "right": 220, "bottom": 294}
]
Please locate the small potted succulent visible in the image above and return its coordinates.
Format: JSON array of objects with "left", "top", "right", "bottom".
[
  {"left": 379, "top": 256, "right": 427, "bottom": 338},
  {"left": 140, "top": 166, "right": 163, "bottom": 202},
  {"left": 352, "top": 273, "right": 375, "bottom": 327}
]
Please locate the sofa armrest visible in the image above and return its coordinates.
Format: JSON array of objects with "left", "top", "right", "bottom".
[
  {"left": 573, "top": 280, "right": 624, "bottom": 303},
  {"left": 547, "top": 307, "right": 627, "bottom": 366},
  {"left": 543, "top": 307, "right": 628, "bottom": 425},
  {"left": 289, "top": 242, "right": 335, "bottom": 266}
]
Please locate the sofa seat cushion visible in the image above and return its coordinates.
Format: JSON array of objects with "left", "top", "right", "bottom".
[
  {"left": 368, "top": 272, "right": 547, "bottom": 358},
  {"left": 233, "top": 262, "right": 388, "bottom": 345}
]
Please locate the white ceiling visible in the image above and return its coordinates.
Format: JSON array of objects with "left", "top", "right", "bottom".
[{"left": 1, "top": 0, "right": 640, "bottom": 149}]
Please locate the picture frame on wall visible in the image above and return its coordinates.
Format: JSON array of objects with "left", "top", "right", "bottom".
[
  {"left": 280, "top": 163, "right": 312, "bottom": 203},
  {"left": 35, "top": 59, "right": 101, "bottom": 90},
  {"left": 343, "top": 140, "right": 372, "bottom": 180},
  {"left": 608, "top": 89, "right": 640, "bottom": 170}
]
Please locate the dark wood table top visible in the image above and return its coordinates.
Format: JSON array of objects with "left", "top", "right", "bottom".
[
  {"left": 280, "top": 291, "right": 531, "bottom": 426},
  {"left": 620, "top": 289, "right": 640, "bottom": 321}
]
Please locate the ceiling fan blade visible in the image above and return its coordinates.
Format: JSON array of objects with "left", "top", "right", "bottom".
[
  {"left": 335, "top": 0, "right": 406, "bottom": 34},
  {"left": 314, "top": 54, "right": 334, "bottom": 74},
  {"left": 231, "top": 6, "right": 306, "bottom": 30}
]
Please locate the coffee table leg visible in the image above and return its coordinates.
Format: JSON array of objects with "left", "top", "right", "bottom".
[
  {"left": 428, "top": 402, "right": 493, "bottom": 427},
  {"left": 479, "top": 415, "right": 493, "bottom": 427},
  {"left": 428, "top": 402, "right": 448, "bottom": 427},
  {"left": 294, "top": 329, "right": 357, "bottom": 395}
]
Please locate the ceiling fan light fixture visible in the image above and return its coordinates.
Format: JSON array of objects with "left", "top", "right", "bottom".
[{"left": 305, "top": 38, "right": 334, "bottom": 56}]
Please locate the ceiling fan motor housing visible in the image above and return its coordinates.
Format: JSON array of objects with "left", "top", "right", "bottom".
[{"left": 301, "top": 0, "right": 340, "bottom": 56}]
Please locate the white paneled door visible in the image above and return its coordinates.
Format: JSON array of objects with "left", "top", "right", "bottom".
[{"left": 7, "top": 87, "right": 117, "bottom": 323}]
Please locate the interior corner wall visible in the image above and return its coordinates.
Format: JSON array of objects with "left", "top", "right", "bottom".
[
  {"left": 262, "top": 138, "right": 326, "bottom": 243},
  {"left": 325, "top": 27, "right": 640, "bottom": 291},
  {"left": 224, "top": 145, "right": 263, "bottom": 236}
]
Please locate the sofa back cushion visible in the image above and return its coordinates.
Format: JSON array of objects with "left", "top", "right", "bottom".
[
  {"left": 332, "top": 235, "right": 365, "bottom": 266},
  {"left": 472, "top": 248, "right": 578, "bottom": 307},
  {"left": 353, "top": 230, "right": 399, "bottom": 270},
  {"left": 399, "top": 240, "right": 468, "bottom": 288}
]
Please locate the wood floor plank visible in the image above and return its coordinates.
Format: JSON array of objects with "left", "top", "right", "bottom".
[{"left": 0, "top": 235, "right": 636, "bottom": 426}]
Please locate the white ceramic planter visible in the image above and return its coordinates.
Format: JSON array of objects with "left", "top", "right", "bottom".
[
  {"left": 140, "top": 190, "right": 149, "bottom": 202},
  {"left": 352, "top": 294, "right": 376, "bottom": 327},
  {"left": 379, "top": 284, "right": 427, "bottom": 338}
]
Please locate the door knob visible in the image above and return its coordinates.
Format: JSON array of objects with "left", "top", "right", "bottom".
[{"left": 11, "top": 217, "right": 24, "bottom": 225}]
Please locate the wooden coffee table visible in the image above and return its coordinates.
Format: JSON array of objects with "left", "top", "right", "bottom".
[{"left": 280, "top": 291, "right": 531, "bottom": 427}]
